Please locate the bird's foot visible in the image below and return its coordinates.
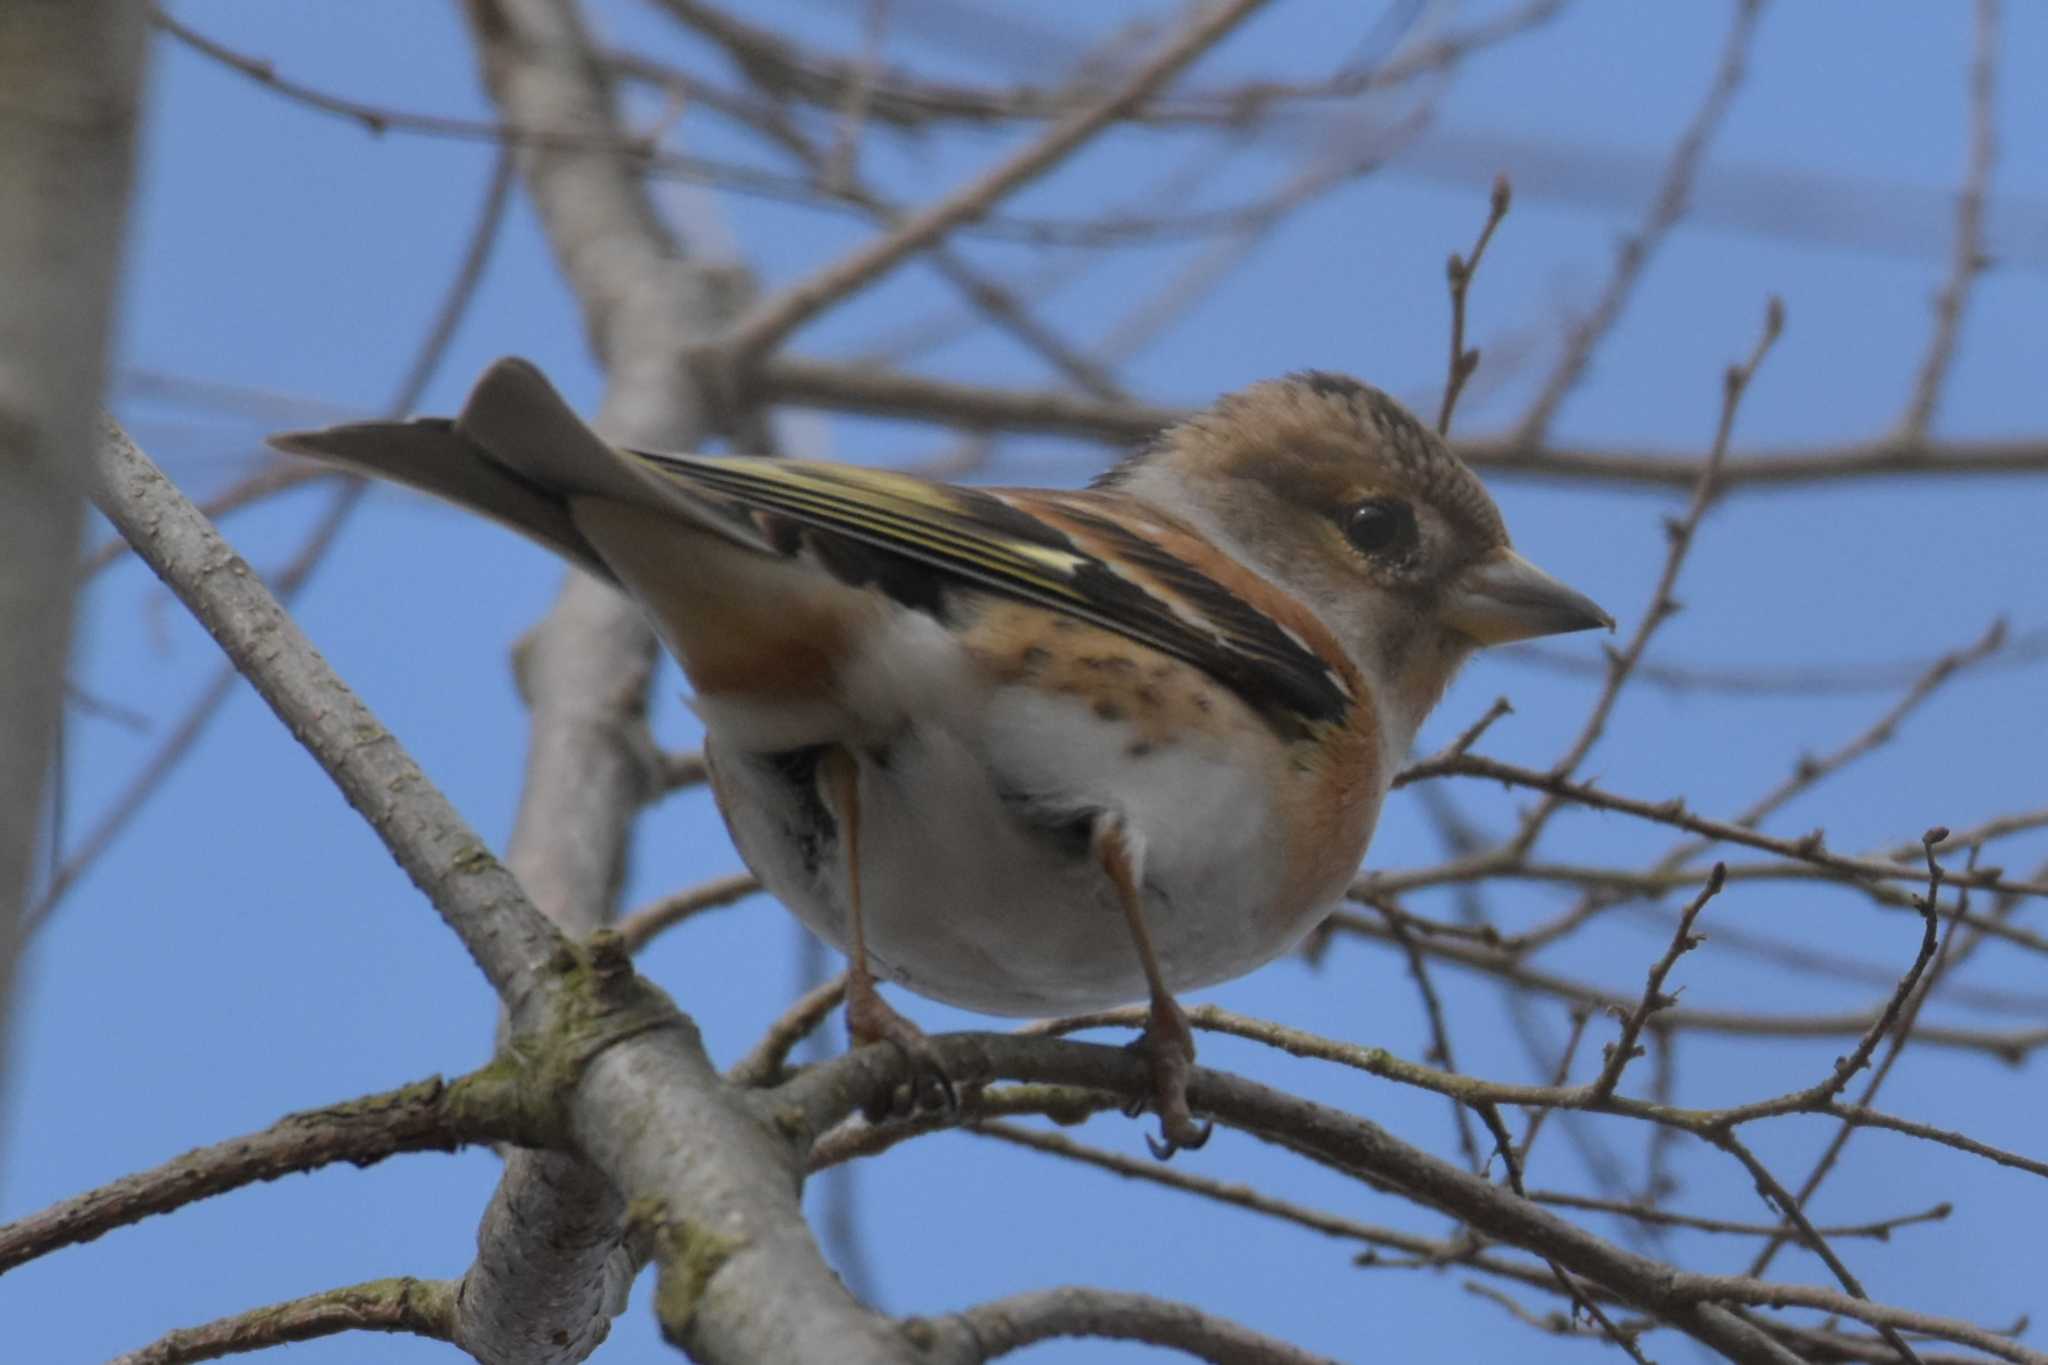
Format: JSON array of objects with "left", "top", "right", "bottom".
[
  {"left": 847, "top": 976, "right": 957, "bottom": 1120},
  {"left": 1125, "top": 994, "right": 1213, "bottom": 1160}
]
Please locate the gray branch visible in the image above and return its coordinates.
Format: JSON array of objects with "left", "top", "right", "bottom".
[
  {"left": 92, "top": 420, "right": 919, "bottom": 1363},
  {"left": 450, "top": 0, "right": 868, "bottom": 1359}
]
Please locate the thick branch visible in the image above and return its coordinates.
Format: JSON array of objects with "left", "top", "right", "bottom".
[
  {"left": 454, "top": 3, "right": 919, "bottom": 1362},
  {"left": 778, "top": 1036, "right": 1974, "bottom": 1365},
  {"left": 94, "top": 419, "right": 908, "bottom": 1363},
  {"left": 89, "top": 421, "right": 565, "bottom": 1000},
  {"left": 453, "top": 0, "right": 754, "bottom": 1358}
]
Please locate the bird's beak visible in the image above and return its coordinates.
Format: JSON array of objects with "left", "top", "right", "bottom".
[{"left": 1444, "top": 547, "right": 1613, "bottom": 646}]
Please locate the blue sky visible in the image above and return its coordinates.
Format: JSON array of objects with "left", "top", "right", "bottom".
[{"left": 8, "top": 3, "right": 2046, "bottom": 1362}]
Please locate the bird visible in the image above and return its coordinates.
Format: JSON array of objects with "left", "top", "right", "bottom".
[{"left": 273, "top": 359, "right": 1609, "bottom": 1156}]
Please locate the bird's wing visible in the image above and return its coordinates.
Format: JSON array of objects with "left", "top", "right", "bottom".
[{"left": 630, "top": 452, "right": 1355, "bottom": 733}]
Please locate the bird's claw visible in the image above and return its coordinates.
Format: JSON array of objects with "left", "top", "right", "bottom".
[
  {"left": 848, "top": 985, "right": 956, "bottom": 1121},
  {"left": 1126, "top": 997, "right": 1211, "bottom": 1160}
]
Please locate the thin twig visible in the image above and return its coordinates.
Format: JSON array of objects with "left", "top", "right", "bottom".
[
  {"left": 1514, "top": 1007, "right": 1591, "bottom": 1170},
  {"left": 1506, "top": 617, "right": 2037, "bottom": 697},
  {"left": 109, "top": 1277, "right": 457, "bottom": 1365},
  {"left": 1325, "top": 907, "right": 2048, "bottom": 1060},
  {"left": 1708, "top": 1129, "right": 1925, "bottom": 1364},
  {"left": 913, "top": 1286, "right": 1344, "bottom": 1365},
  {"left": 1811, "top": 830, "right": 1948, "bottom": 1105},
  {"left": 1438, "top": 175, "right": 1512, "bottom": 435},
  {"left": 1507, "top": 294, "right": 1785, "bottom": 860},
  {"left": 1429, "top": 696, "right": 1515, "bottom": 765},
  {"left": 615, "top": 871, "right": 760, "bottom": 953},
  {"left": 755, "top": 354, "right": 2048, "bottom": 487},
  {"left": 728, "top": 972, "right": 849, "bottom": 1087},
  {"left": 1444, "top": 616, "right": 2013, "bottom": 962},
  {"left": 1897, "top": 0, "right": 2000, "bottom": 439},
  {"left": 971, "top": 1120, "right": 1586, "bottom": 1301},
  {"left": 712, "top": 0, "right": 1269, "bottom": 372},
  {"left": 648, "top": 0, "right": 1562, "bottom": 132},
  {"left": 821, "top": 0, "right": 890, "bottom": 195},
  {"left": 1514, "top": 0, "right": 1768, "bottom": 446},
  {"left": 1394, "top": 752, "right": 2046, "bottom": 909},
  {"left": 0, "top": 1076, "right": 508, "bottom": 1273},
  {"left": 1467, "top": 1081, "right": 1652, "bottom": 1365},
  {"left": 1374, "top": 900, "right": 1485, "bottom": 1173},
  {"left": 1747, "top": 844, "right": 1972, "bottom": 1279},
  {"left": 1528, "top": 1189, "right": 1951, "bottom": 1242},
  {"left": 1589, "top": 865, "right": 1725, "bottom": 1099}
]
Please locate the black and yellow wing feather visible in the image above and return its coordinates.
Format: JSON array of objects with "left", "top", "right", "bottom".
[{"left": 630, "top": 451, "right": 1353, "bottom": 734}]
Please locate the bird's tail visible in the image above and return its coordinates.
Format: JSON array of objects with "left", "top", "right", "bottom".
[{"left": 267, "top": 357, "right": 751, "bottom": 583}]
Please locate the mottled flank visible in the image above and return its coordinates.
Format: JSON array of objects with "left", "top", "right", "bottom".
[
  {"left": 1029, "top": 497, "right": 1351, "bottom": 734},
  {"left": 969, "top": 598, "right": 1266, "bottom": 751}
]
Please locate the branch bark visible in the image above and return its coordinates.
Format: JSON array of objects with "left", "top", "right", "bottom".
[
  {"left": 91, "top": 420, "right": 566, "bottom": 999},
  {"left": 109, "top": 1277, "right": 457, "bottom": 1365},
  {"left": 93, "top": 420, "right": 921, "bottom": 1363},
  {"left": 0, "top": 1075, "right": 512, "bottom": 1274},
  {"left": 449, "top": 2, "right": 895, "bottom": 1360},
  {"left": 910, "top": 1286, "right": 1342, "bottom": 1365},
  {"left": 781, "top": 1035, "right": 2034, "bottom": 1364},
  {"left": 753, "top": 355, "right": 2048, "bottom": 487}
]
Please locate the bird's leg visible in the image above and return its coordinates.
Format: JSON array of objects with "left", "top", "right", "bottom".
[
  {"left": 1092, "top": 814, "right": 1213, "bottom": 1160},
  {"left": 818, "top": 746, "right": 954, "bottom": 1114}
]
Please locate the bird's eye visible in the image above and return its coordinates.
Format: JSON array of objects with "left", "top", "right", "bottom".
[{"left": 1343, "top": 499, "right": 1416, "bottom": 557}]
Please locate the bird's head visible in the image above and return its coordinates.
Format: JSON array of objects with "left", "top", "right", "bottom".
[{"left": 1100, "top": 371, "right": 1611, "bottom": 742}]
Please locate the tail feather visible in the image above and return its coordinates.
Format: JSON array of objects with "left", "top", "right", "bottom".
[
  {"left": 271, "top": 358, "right": 881, "bottom": 729},
  {"left": 267, "top": 358, "right": 754, "bottom": 581}
]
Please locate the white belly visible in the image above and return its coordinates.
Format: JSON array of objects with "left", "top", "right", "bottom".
[{"left": 707, "top": 686, "right": 1327, "bottom": 1017}]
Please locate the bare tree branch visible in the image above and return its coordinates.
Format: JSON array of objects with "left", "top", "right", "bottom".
[
  {"left": 0, "top": 1076, "right": 512, "bottom": 1274},
  {"left": 1588, "top": 864, "right": 1725, "bottom": 1099},
  {"left": 91, "top": 420, "right": 565, "bottom": 995},
  {"left": 646, "top": 0, "right": 1562, "bottom": 132},
  {"left": 37, "top": 145, "right": 515, "bottom": 929},
  {"left": 1514, "top": 0, "right": 1768, "bottom": 446},
  {"left": 448, "top": 0, "right": 759, "bottom": 1355},
  {"left": 33, "top": 8, "right": 2048, "bottom": 1361},
  {"left": 1897, "top": 0, "right": 2000, "bottom": 439},
  {"left": 712, "top": 0, "right": 1271, "bottom": 373},
  {"left": 752, "top": 355, "right": 2048, "bottom": 487},
  {"left": 1509, "top": 295, "right": 1784, "bottom": 857},
  {"left": 617, "top": 871, "right": 761, "bottom": 953},
  {"left": 1017, "top": 1003, "right": 2048, "bottom": 1178},
  {"left": 784, "top": 1034, "right": 2040, "bottom": 1364},
  {"left": 910, "top": 1286, "right": 1344, "bottom": 1365},
  {"left": 91, "top": 419, "right": 924, "bottom": 1363},
  {"left": 108, "top": 1277, "right": 457, "bottom": 1365}
]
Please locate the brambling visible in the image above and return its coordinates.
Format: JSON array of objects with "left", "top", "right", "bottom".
[{"left": 275, "top": 360, "right": 1608, "bottom": 1155}]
